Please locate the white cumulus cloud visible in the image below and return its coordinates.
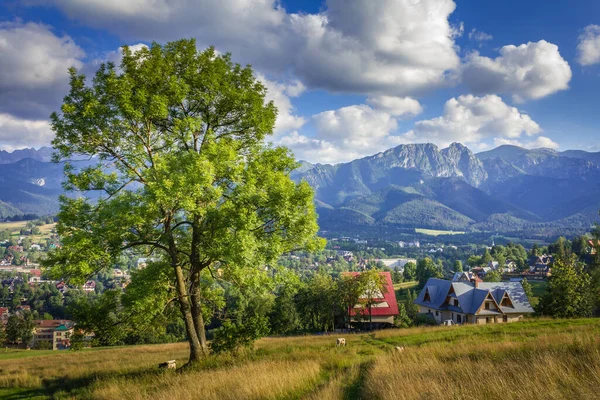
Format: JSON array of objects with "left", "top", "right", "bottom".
[
  {"left": 577, "top": 25, "right": 600, "bottom": 66},
  {"left": 469, "top": 28, "right": 493, "bottom": 43},
  {"left": 280, "top": 95, "right": 544, "bottom": 164},
  {"left": 36, "top": 0, "right": 461, "bottom": 96},
  {"left": 494, "top": 136, "right": 559, "bottom": 150},
  {"left": 279, "top": 104, "right": 404, "bottom": 164},
  {"left": 0, "top": 21, "right": 85, "bottom": 120},
  {"left": 366, "top": 96, "right": 422, "bottom": 118},
  {"left": 256, "top": 74, "right": 306, "bottom": 135},
  {"left": 400, "top": 94, "right": 541, "bottom": 148},
  {"left": 0, "top": 113, "right": 54, "bottom": 150},
  {"left": 462, "top": 40, "right": 572, "bottom": 102}
]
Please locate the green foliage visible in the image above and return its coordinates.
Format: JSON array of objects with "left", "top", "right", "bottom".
[
  {"left": 521, "top": 278, "right": 534, "bottom": 303},
  {"left": 483, "top": 270, "right": 501, "bottom": 282},
  {"left": 416, "top": 258, "right": 442, "bottom": 287},
  {"left": 467, "top": 255, "right": 482, "bottom": 268},
  {"left": 0, "top": 324, "right": 6, "bottom": 346},
  {"left": 540, "top": 256, "right": 594, "bottom": 318},
  {"left": 402, "top": 262, "right": 417, "bottom": 281},
  {"left": 295, "top": 273, "right": 338, "bottom": 332},
  {"left": 392, "top": 267, "right": 404, "bottom": 284},
  {"left": 396, "top": 289, "right": 420, "bottom": 328},
  {"left": 46, "top": 39, "right": 323, "bottom": 361},
  {"left": 210, "top": 316, "right": 270, "bottom": 355},
  {"left": 482, "top": 248, "right": 493, "bottom": 264},
  {"left": 5, "top": 312, "right": 34, "bottom": 345},
  {"left": 453, "top": 260, "right": 463, "bottom": 272},
  {"left": 33, "top": 340, "right": 52, "bottom": 350},
  {"left": 358, "top": 269, "right": 388, "bottom": 329},
  {"left": 67, "top": 290, "right": 125, "bottom": 346}
]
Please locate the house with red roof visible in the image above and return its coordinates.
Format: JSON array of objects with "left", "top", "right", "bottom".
[{"left": 343, "top": 271, "right": 399, "bottom": 328}]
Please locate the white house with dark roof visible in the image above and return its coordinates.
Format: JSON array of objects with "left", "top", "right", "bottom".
[{"left": 414, "top": 278, "right": 534, "bottom": 325}]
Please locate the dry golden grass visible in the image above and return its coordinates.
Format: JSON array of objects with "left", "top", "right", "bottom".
[
  {"left": 91, "top": 359, "right": 322, "bottom": 400},
  {"left": 1, "top": 319, "right": 599, "bottom": 399},
  {"left": 364, "top": 332, "right": 600, "bottom": 400}
]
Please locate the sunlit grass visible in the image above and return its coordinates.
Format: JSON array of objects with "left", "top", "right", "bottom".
[{"left": 1, "top": 319, "right": 599, "bottom": 399}]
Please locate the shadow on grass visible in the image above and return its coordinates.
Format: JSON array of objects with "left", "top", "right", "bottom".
[
  {"left": 23, "top": 367, "right": 170, "bottom": 399},
  {"left": 343, "top": 360, "right": 373, "bottom": 400}
]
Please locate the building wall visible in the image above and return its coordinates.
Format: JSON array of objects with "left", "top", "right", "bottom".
[
  {"left": 419, "top": 306, "right": 443, "bottom": 324},
  {"left": 351, "top": 314, "right": 394, "bottom": 324}
]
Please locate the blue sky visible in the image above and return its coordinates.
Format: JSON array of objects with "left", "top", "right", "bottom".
[{"left": 1, "top": 0, "right": 599, "bottom": 163}]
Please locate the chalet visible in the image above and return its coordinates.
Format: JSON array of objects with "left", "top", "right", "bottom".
[
  {"left": 470, "top": 266, "right": 491, "bottom": 278},
  {"left": 487, "top": 261, "right": 499, "bottom": 270},
  {"left": 82, "top": 281, "right": 96, "bottom": 293},
  {"left": 451, "top": 271, "right": 482, "bottom": 284},
  {"left": 56, "top": 281, "right": 68, "bottom": 294},
  {"left": 504, "top": 260, "right": 517, "bottom": 273},
  {"left": 415, "top": 278, "right": 534, "bottom": 325},
  {"left": 343, "top": 271, "right": 399, "bottom": 328},
  {"left": 528, "top": 255, "right": 553, "bottom": 276}
]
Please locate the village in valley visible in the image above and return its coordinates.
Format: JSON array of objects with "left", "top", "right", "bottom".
[{"left": 0, "top": 218, "right": 584, "bottom": 350}]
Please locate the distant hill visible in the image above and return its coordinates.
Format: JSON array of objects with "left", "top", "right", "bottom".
[
  {"left": 0, "top": 147, "right": 53, "bottom": 164},
  {"left": 295, "top": 143, "right": 600, "bottom": 236},
  {"left": 1, "top": 143, "right": 600, "bottom": 236}
]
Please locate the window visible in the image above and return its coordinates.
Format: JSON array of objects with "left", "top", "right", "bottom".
[
  {"left": 486, "top": 317, "right": 490, "bottom": 323},
  {"left": 457, "top": 314, "right": 462, "bottom": 323},
  {"left": 424, "top": 291, "right": 431, "bottom": 302},
  {"left": 485, "top": 302, "right": 490, "bottom": 310},
  {"left": 503, "top": 315, "right": 508, "bottom": 323},
  {"left": 435, "top": 311, "right": 439, "bottom": 316},
  {"left": 454, "top": 299, "right": 459, "bottom": 307}
]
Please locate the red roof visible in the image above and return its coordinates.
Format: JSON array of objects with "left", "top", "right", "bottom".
[
  {"left": 35, "top": 319, "right": 72, "bottom": 328},
  {"left": 342, "top": 271, "right": 399, "bottom": 316},
  {"left": 29, "top": 269, "right": 42, "bottom": 277}
]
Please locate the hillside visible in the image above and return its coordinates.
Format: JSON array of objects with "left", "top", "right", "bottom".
[
  {"left": 2, "top": 143, "right": 600, "bottom": 236},
  {"left": 1, "top": 319, "right": 599, "bottom": 399},
  {"left": 295, "top": 143, "right": 600, "bottom": 235}
]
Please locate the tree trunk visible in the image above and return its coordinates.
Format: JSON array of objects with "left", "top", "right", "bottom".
[
  {"left": 188, "top": 217, "right": 209, "bottom": 356},
  {"left": 174, "top": 265, "right": 204, "bottom": 365},
  {"left": 190, "top": 273, "right": 209, "bottom": 355}
]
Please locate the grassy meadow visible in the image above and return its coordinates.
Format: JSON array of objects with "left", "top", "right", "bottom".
[
  {"left": 0, "top": 220, "right": 56, "bottom": 243},
  {"left": 414, "top": 228, "right": 465, "bottom": 236},
  {"left": 1, "top": 318, "right": 599, "bottom": 399}
]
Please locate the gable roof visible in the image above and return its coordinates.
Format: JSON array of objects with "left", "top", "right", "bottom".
[
  {"left": 477, "top": 282, "right": 534, "bottom": 314},
  {"left": 343, "top": 271, "right": 399, "bottom": 317},
  {"left": 414, "top": 278, "right": 534, "bottom": 315}
]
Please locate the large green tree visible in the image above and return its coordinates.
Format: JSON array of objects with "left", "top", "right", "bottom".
[
  {"left": 358, "top": 269, "right": 388, "bottom": 330},
  {"left": 45, "top": 39, "right": 323, "bottom": 365},
  {"left": 416, "top": 258, "right": 442, "bottom": 287},
  {"left": 539, "top": 256, "right": 594, "bottom": 318}
]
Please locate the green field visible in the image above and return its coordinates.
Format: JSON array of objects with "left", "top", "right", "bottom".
[
  {"left": 1, "top": 318, "right": 599, "bottom": 399},
  {"left": 0, "top": 220, "right": 56, "bottom": 242},
  {"left": 394, "top": 281, "right": 419, "bottom": 302},
  {"left": 415, "top": 228, "right": 465, "bottom": 236}
]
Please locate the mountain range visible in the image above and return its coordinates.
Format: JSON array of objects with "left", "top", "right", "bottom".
[
  {"left": 292, "top": 143, "right": 600, "bottom": 236},
  {"left": 1, "top": 144, "right": 599, "bottom": 237}
]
